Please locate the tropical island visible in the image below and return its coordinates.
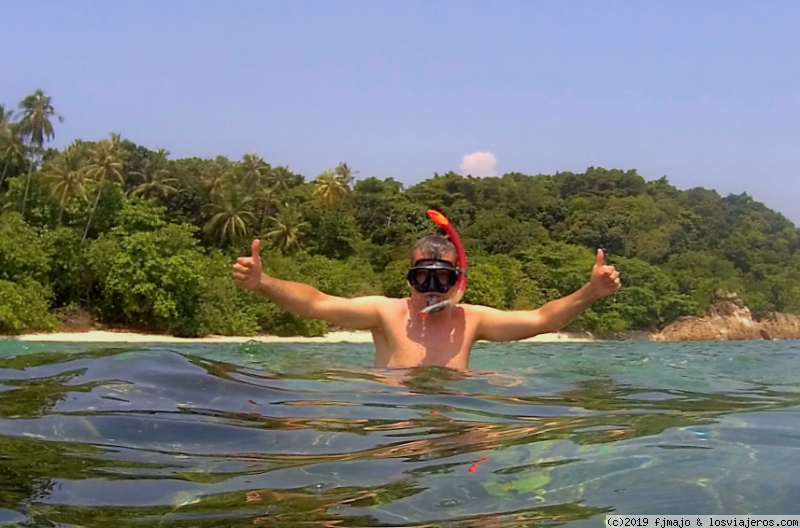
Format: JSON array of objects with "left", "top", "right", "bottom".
[{"left": 2, "top": 90, "right": 799, "bottom": 340}]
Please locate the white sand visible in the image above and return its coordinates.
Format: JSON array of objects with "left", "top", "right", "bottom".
[{"left": 11, "top": 329, "right": 595, "bottom": 344}]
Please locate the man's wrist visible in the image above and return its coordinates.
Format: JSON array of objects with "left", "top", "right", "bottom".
[
  {"left": 581, "top": 282, "right": 602, "bottom": 303},
  {"left": 254, "top": 273, "right": 269, "bottom": 292}
]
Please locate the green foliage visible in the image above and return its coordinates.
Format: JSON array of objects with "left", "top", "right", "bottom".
[
  {"left": 557, "top": 167, "right": 646, "bottom": 199},
  {"left": 606, "top": 257, "right": 698, "bottom": 329},
  {"left": 4, "top": 173, "right": 59, "bottom": 228},
  {"left": 194, "top": 251, "right": 261, "bottom": 336},
  {"left": 405, "top": 172, "right": 479, "bottom": 227},
  {"left": 0, "top": 211, "right": 50, "bottom": 282},
  {"left": 573, "top": 305, "right": 631, "bottom": 333},
  {"left": 79, "top": 181, "right": 127, "bottom": 238},
  {"left": 380, "top": 260, "right": 413, "bottom": 299},
  {"left": 462, "top": 263, "right": 506, "bottom": 308},
  {"left": 467, "top": 254, "right": 538, "bottom": 309},
  {"left": 306, "top": 210, "right": 360, "bottom": 260},
  {"left": 517, "top": 242, "right": 596, "bottom": 301},
  {"left": 1, "top": 96, "right": 798, "bottom": 336},
  {"left": 86, "top": 202, "right": 211, "bottom": 335},
  {"left": 41, "top": 226, "right": 88, "bottom": 308},
  {"left": 464, "top": 211, "right": 549, "bottom": 255},
  {"left": 741, "top": 261, "right": 800, "bottom": 318},
  {"left": 664, "top": 250, "right": 744, "bottom": 312},
  {"left": 352, "top": 178, "right": 428, "bottom": 248},
  {"left": 0, "top": 279, "right": 58, "bottom": 334},
  {"left": 202, "top": 185, "right": 254, "bottom": 247}
]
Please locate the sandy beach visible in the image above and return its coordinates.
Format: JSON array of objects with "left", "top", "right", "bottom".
[{"left": 9, "top": 329, "right": 595, "bottom": 344}]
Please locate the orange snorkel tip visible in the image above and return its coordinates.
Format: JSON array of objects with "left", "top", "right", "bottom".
[
  {"left": 427, "top": 209, "right": 449, "bottom": 227},
  {"left": 418, "top": 209, "right": 467, "bottom": 317}
]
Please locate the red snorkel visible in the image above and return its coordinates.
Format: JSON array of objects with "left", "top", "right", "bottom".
[{"left": 418, "top": 209, "right": 468, "bottom": 318}]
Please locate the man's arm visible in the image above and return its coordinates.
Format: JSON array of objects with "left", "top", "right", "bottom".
[
  {"left": 233, "top": 239, "right": 382, "bottom": 330},
  {"left": 475, "top": 249, "right": 621, "bottom": 342}
]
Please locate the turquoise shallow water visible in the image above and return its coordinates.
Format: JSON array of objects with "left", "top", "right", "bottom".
[{"left": 0, "top": 339, "right": 799, "bottom": 527}]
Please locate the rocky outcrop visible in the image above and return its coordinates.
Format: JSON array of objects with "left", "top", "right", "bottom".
[
  {"left": 762, "top": 312, "right": 800, "bottom": 340},
  {"left": 653, "top": 290, "right": 800, "bottom": 341}
]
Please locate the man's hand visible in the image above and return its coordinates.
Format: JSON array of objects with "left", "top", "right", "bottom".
[
  {"left": 589, "top": 249, "right": 621, "bottom": 299},
  {"left": 233, "top": 239, "right": 263, "bottom": 290}
]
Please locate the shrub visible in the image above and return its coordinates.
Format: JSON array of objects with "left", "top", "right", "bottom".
[
  {"left": 194, "top": 252, "right": 261, "bottom": 336},
  {"left": 0, "top": 280, "right": 58, "bottom": 334},
  {"left": 0, "top": 211, "right": 50, "bottom": 283},
  {"left": 380, "top": 260, "right": 410, "bottom": 298},
  {"left": 86, "top": 202, "right": 208, "bottom": 334}
]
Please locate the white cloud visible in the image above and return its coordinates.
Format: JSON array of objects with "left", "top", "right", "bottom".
[{"left": 459, "top": 151, "right": 497, "bottom": 177}]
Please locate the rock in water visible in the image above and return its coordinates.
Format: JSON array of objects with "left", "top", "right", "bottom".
[{"left": 654, "top": 290, "right": 800, "bottom": 341}]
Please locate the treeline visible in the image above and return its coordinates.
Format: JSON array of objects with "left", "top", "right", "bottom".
[{"left": 1, "top": 90, "right": 799, "bottom": 336}]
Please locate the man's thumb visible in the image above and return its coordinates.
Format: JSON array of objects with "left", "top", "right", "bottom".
[
  {"left": 595, "top": 248, "right": 605, "bottom": 267},
  {"left": 252, "top": 239, "right": 261, "bottom": 263}
]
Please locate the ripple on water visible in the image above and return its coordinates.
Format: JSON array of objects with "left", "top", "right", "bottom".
[{"left": 0, "top": 340, "right": 799, "bottom": 526}]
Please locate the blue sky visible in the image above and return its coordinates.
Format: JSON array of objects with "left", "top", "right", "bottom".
[{"left": 4, "top": 1, "right": 799, "bottom": 222}]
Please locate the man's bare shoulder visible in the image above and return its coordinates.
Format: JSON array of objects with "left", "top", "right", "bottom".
[
  {"left": 354, "top": 295, "right": 406, "bottom": 304},
  {"left": 353, "top": 295, "right": 408, "bottom": 312},
  {"left": 458, "top": 303, "right": 522, "bottom": 326},
  {"left": 459, "top": 303, "right": 500, "bottom": 316},
  {"left": 362, "top": 296, "right": 408, "bottom": 336}
]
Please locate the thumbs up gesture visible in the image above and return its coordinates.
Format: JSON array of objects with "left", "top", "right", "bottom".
[
  {"left": 233, "top": 239, "right": 263, "bottom": 290},
  {"left": 589, "top": 249, "right": 621, "bottom": 299}
]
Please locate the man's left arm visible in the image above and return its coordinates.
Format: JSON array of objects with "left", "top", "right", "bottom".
[{"left": 474, "top": 249, "right": 621, "bottom": 342}]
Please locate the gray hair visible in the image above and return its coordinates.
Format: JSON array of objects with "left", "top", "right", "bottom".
[{"left": 410, "top": 234, "right": 456, "bottom": 264}]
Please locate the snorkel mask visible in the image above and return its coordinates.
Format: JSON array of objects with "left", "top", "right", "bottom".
[
  {"left": 407, "top": 259, "right": 459, "bottom": 294},
  {"left": 415, "top": 209, "right": 468, "bottom": 318}
]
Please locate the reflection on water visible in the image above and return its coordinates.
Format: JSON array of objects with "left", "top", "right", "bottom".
[{"left": 0, "top": 340, "right": 799, "bottom": 527}]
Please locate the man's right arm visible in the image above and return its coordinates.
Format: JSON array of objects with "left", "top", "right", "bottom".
[
  {"left": 256, "top": 274, "right": 383, "bottom": 330},
  {"left": 233, "top": 239, "right": 382, "bottom": 331}
]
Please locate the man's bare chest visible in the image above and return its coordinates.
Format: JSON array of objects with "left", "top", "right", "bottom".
[{"left": 379, "top": 305, "right": 475, "bottom": 368}]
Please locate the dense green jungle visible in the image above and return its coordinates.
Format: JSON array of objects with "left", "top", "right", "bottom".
[{"left": 2, "top": 90, "right": 799, "bottom": 337}]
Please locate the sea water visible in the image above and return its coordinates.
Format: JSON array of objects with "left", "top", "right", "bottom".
[{"left": 0, "top": 339, "right": 799, "bottom": 527}]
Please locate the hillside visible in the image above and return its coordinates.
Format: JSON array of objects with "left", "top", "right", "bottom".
[{"left": 2, "top": 92, "right": 799, "bottom": 337}]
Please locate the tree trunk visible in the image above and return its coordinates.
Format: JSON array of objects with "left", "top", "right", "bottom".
[
  {"left": 0, "top": 160, "right": 9, "bottom": 190},
  {"left": 21, "top": 161, "right": 34, "bottom": 217},
  {"left": 83, "top": 183, "right": 104, "bottom": 242}
]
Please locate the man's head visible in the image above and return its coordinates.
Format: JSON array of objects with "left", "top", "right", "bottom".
[
  {"left": 410, "top": 234, "right": 456, "bottom": 265},
  {"left": 407, "top": 234, "right": 459, "bottom": 296}
]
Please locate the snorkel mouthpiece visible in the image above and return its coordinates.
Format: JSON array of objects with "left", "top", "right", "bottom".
[
  {"left": 426, "top": 295, "right": 441, "bottom": 308},
  {"left": 419, "top": 298, "right": 451, "bottom": 318},
  {"left": 418, "top": 209, "right": 468, "bottom": 318}
]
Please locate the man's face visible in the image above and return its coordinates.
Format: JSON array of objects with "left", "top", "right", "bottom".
[{"left": 408, "top": 250, "right": 459, "bottom": 298}]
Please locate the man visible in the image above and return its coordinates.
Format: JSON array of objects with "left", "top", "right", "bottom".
[{"left": 233, "top": 235, "right": 621, "bottom": 369}]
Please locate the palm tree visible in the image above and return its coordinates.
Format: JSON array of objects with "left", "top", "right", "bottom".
[
  {"left": 239, "top": 153, "right": 268, "bottom": 190},
  {"left": 203, "top": 188, "right": 254, "bottom": 246},
  {"left": 0, "top": 104, "right": 12, "bottom": 124},
  {"left": 201, "top": 164, "right": 233, "bottom": 201},
  {"left": 0, "top": 124, "right": 25, "bottom": 191},
  {"left": 266, "top": 205, "right": 308, "bottom": 254},
  {"left": 313, "top": 169, "right": 348, "bottom": 206},
  {"left": 130, "top": 149, "right": 177, "bottom": 201},
  {"left": 16, "top": 90, "right": 62, "bottom": 216},
  {"left": 45, "top": 141, "right": 89, "bottom": 223},
  {"left": 268, "top": 165, "right": 295, "bottom": 191},
  {"left": 254, "top": 186, "right": 278, "bottom": 232},
  {"left": 83, "top": 134, "right": 125, "bottom": 241},
  {"left": 335, "top": 162, "right": 357, "bottom": 188}
]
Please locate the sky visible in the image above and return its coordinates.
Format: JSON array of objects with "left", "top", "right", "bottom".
[{"left": 3, "top": 1, "right": 799, "bottom": 222}]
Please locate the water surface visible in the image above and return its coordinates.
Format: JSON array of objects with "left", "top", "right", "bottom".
[{"left": 0, "top": 339, "right": 799, "bottom": 527}]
